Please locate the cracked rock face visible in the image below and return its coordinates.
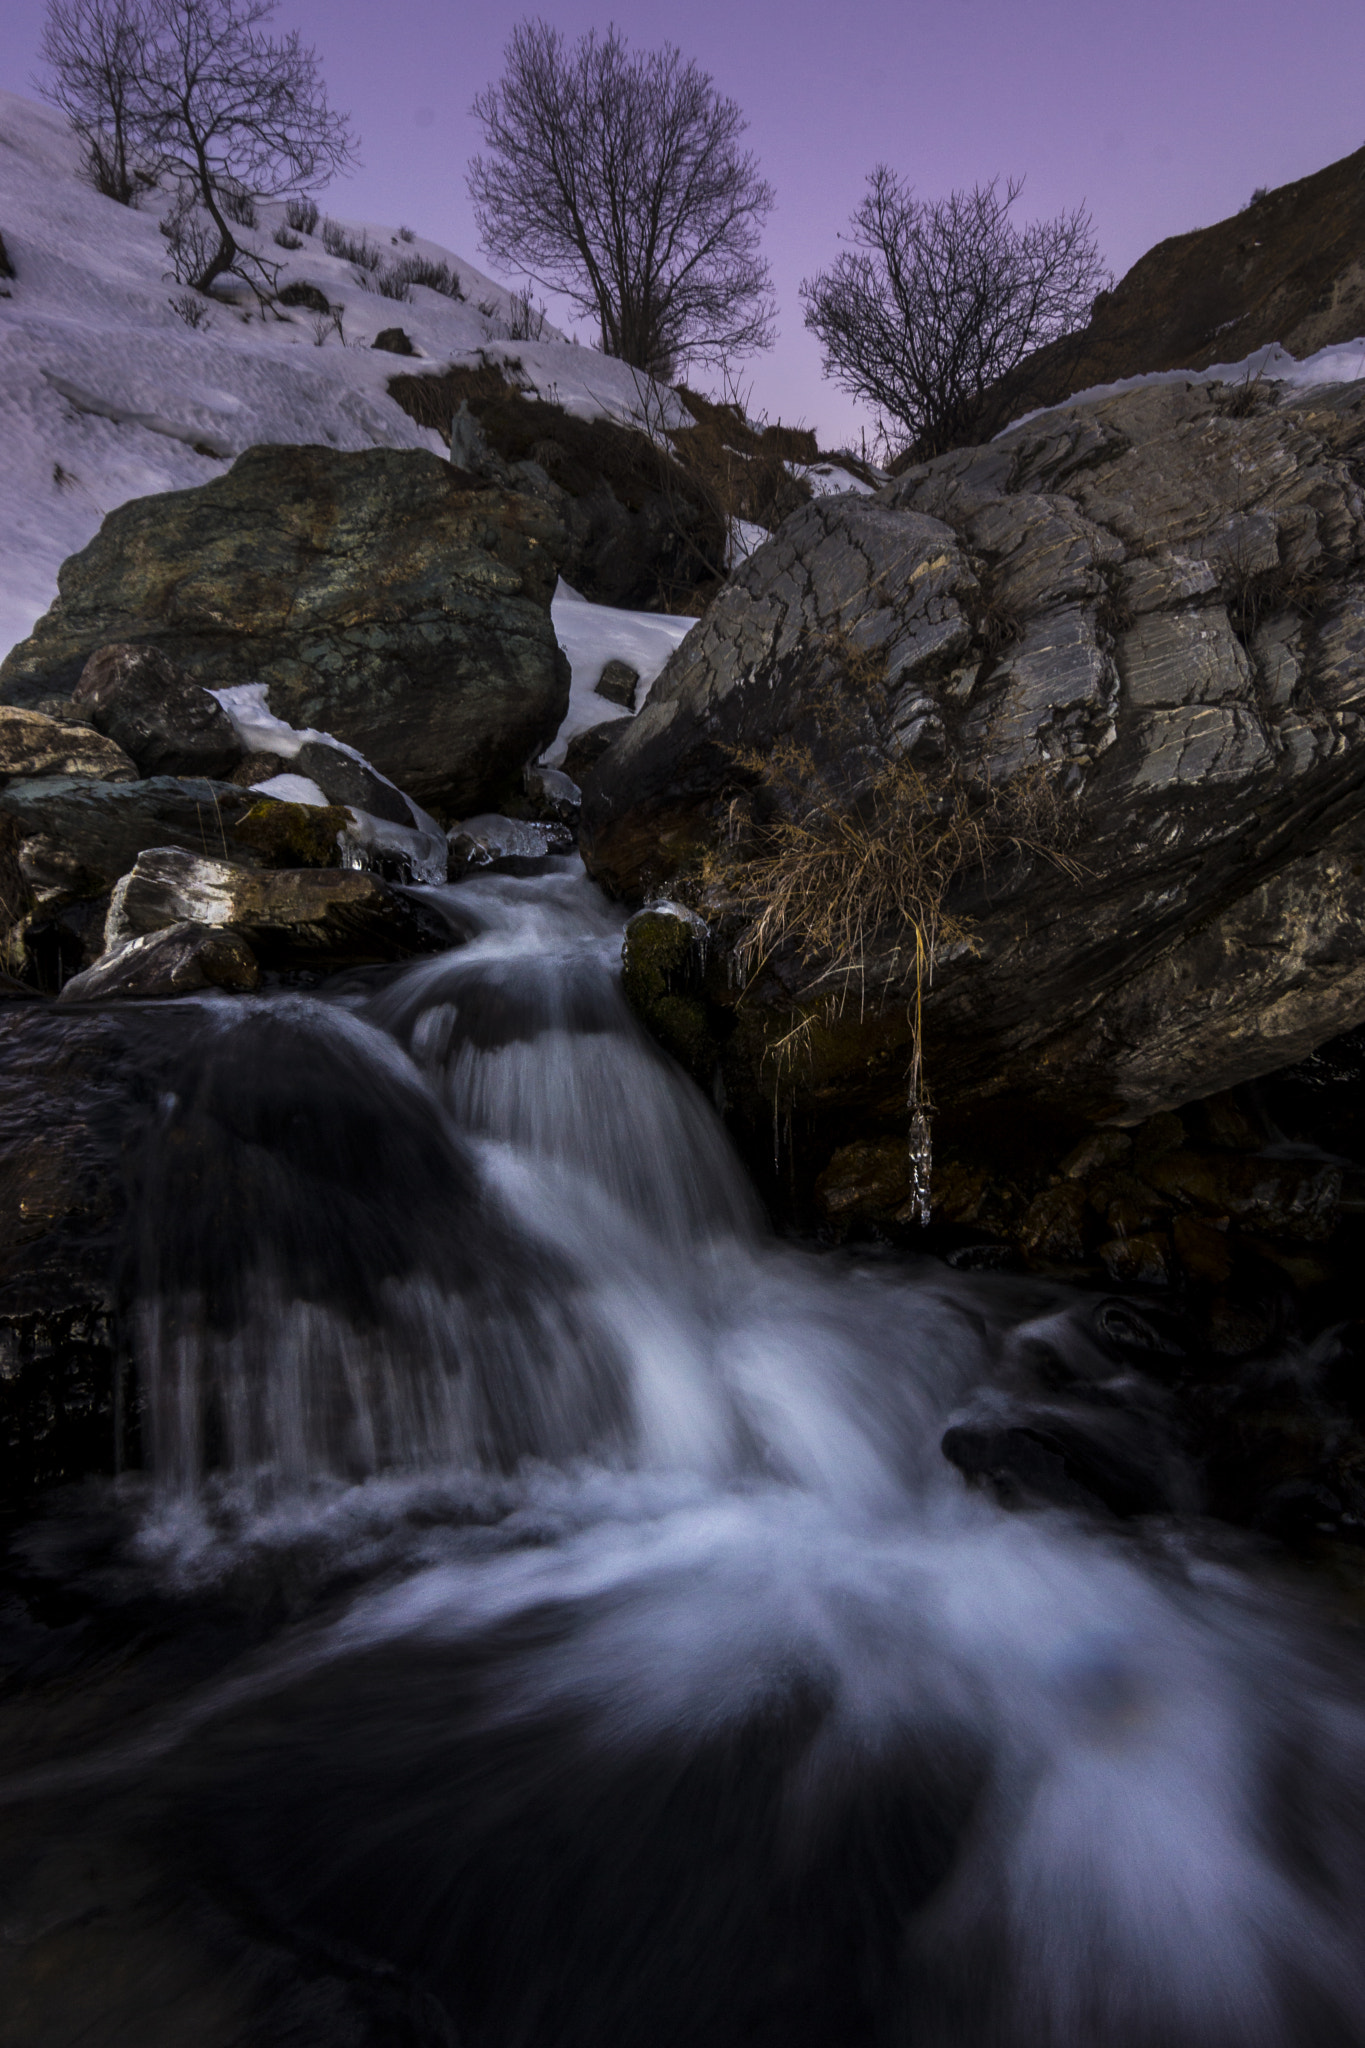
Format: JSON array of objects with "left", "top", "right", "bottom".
[{"left": 581, "top": 375, "right": 1365, "bottom": 1132}]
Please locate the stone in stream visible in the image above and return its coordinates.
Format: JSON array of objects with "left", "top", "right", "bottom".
[
  {"left": 0, "top": 445, "right": 572, "bottom": 820},
  {"left": 84, "top": 844, "right": 456, "bottom": 975},
  {"left": 521, "top": 761, "right": 581, "bottom": 823},
  {"left": 58, "top": 921, "right": 260, "bottom": 1000},
  {"left": 446, "top": 813, "right": 574, "bottom": 879},
  {"left": 71, "top": 642, "right": 242, "bottom": 779}
]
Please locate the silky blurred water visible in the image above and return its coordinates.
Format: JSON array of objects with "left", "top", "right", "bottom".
[{"left": 3, "top": 858, "right": 1364, "bottom": 2048}]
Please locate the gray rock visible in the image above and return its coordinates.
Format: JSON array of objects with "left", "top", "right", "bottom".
[
  {"left": 71, "top": 642, "right": 242, "bottom": 778},
  {"left": 0, "top": 704, "right": 137, "bottom": 785},
  {"left": 96, "top": 844, "right": 454, "bottom": 969},
  {"left": 0, "top": 776, "right": 256, "bottom": 906},
  {"left": 581, "top": 374, "right": 1365, "bottom": 1136},
  {"left": 595, "top": 659, "right": 639, "bottom": 709},
  {"left": 0, "top": 444, "right": 571, "bottom": 820},
  {"left": 291, "top": 740, "right": 414, "bottom": 826},
  {"left": 563, "top": 719, "right": 629, "bottom": 783},
  {"left": 59, "top": 921, "right": 260, "bottom": 1000}
]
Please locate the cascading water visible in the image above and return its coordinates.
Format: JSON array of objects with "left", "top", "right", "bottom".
[{"left": 4, "top": 857, "right": 1365, "bottom": 2048}]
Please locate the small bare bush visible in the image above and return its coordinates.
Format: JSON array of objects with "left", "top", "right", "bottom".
[
  {"left": 397, "top": 224, "right": 415, "bottom": 243},
  {"left": 168, "top": 286, "right": 211, "bottom": 328},
  {"left": 285, "top": 194, "right": 319, "bottom": 234},
  {"left": 220, "top": 182, "right": 257, "bottom": 227},
  {"left": 323, "top": 218, "right": 381, "bottom": 268},
  {"left": 367, "top": 263, "right": 412, "bottom": 301},
  {"left": 388, "top": 252, "right": 462, "bottom": 298},
  {"left": 506, "top": 285, "right": 549, "bottom": 339},
  {"left": 273, "top": 224, "right": 302, "bottom": 249}
]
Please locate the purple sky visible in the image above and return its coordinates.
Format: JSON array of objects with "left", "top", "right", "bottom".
[{"left": 5, "top": 0, "right": 1364, "bottom": 447}]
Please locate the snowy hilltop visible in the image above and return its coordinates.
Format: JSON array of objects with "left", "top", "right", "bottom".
[{"left": 0, "top": 88, "right": 685, "bottom": 664}]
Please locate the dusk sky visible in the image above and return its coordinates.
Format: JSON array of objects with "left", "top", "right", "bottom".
[{"left": 4, "top": 0, "right": 1364, "bottom": 448}]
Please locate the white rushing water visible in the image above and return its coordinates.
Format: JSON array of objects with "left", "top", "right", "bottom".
[{"left": 60, "top": 860, "right": 1365, "bottom": 2044}]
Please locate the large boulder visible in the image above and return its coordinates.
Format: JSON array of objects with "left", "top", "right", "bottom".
[
  {"left": 0, "top": 445, "right": 572, "bottom": 820},
  {"left": 582, "top": 374, "right": 1365, "bottom": 1155}
]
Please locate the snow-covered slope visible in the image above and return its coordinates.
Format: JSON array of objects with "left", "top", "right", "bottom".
[{"left": 0, "top": 90, "right": 687, "bottom": 664}]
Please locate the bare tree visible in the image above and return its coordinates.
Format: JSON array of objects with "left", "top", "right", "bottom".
[
  {"left": 469, "top": 21, "right": 775, "bottom": 374},
  {"left": 139, "top": 0, "right": 356, "bottom": 296},
  {"left": 38, "top": 0, "right": 152, "bottom": 203},
  {"left": 39, "top": 0, "right": 355, "bottom": 292},
  {"left": 802, "top": 168, "right": 1108, "bottom": 458}
]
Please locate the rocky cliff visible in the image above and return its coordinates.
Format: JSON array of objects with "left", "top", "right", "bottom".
[{"left": 963, "top": 144, "right": 1365, "bottom": 447}]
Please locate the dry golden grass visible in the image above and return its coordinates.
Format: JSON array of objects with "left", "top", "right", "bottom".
[{"left": 694, "top": 646, "right": 1083, "bottom": 1212}]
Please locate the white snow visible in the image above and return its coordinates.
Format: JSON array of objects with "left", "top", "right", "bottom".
[
  {"left": 251, "top": 772, "right": 330, "bottom": 808},
  {"left": 727, "top": 517, "right": 770, "bottom": 568},
  {"left": 0, "top": 89, "right": 685, "bottom": 665},
  {"left": 546, "top": 581, "right": 697, "bottom": 767},
  {"left": 792, "top": 459, "right": 878, "bottom": 498},
  {"left": 999, "top": 336, "right": 1365, "bottom": 440}
]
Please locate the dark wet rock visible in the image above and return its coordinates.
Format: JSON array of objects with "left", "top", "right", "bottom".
[
  {"left": 230, "top": 796, "right": 349, "bottom": 869},
  {"left": 618, "top": 903, "right": 722, "bottom": 1092},
  {"left": 93, "top": 845, "right": 454, "bottom": 971},
  {"left": 942, "top": 1390, "right": 1185, "bottom": 1518},
  {"left": 595, "top": 659, "right": 639, "bottom": 709},
  {"left": 0, "top": 445, "right": 571, "bottom": 820},
  {"left": 71, "top": 642, "right": 242, "bottom": 778},
  {"left": 291, "top": 741, "right": 414, "bottom": 827},
  {"left": 228, "top": 750, "right": 291, "bottom": 787},
  {"left": 0, "top": 704, "right": 136, "bottom": 785},
  {"left": 563, "top": 720, "right": 629, "bottom": 783},
  {"left": 1017, "top": 1184, "right": 1090, "bottom": 1264},
  {"left": 0, "top": 776, "right": 343, "bottom": 912},
  {"left": 0, "top": 1010, "right": 157, "bottom": 1493},
  {"left": 372, "top": 326, "right": 417, "bottom": 355},
  {"left": 582, "top": 375, "right": 1365, "bottom": 1205},
  {"left": 58, "top": 921, "right": 260, "bottom": 1000}
]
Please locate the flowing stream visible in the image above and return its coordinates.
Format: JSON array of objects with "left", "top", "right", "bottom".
[{"left": 3, "top": 859, "right": 1365, "bottom": 2047}]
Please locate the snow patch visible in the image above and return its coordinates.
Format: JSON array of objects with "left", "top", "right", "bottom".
[
  {"left": 999, "top": 336, "right": 1365, "bottom": 440},
  {"left": 546, "top": 581, "right": 697, "bottom": 768}
]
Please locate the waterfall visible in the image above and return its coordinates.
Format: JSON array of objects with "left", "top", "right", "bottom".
[{"left": 7, "top": 857, "right": 1365, "bottom": 2047}]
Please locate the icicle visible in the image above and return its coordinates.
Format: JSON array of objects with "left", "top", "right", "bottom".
[
  {"left": 906, "top": 923, "right": 932, "bottom": 1226},
  {"left": 906, "top": 1105, "right": 933, "bottom": 1228}
]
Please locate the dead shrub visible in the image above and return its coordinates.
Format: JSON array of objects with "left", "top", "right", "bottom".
[
  {"left": 696, "top": 642, "right": 1082, "bottom": 1216},
  {"left": 285, "top": 196, "right": 319, "bottom": 235}
]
